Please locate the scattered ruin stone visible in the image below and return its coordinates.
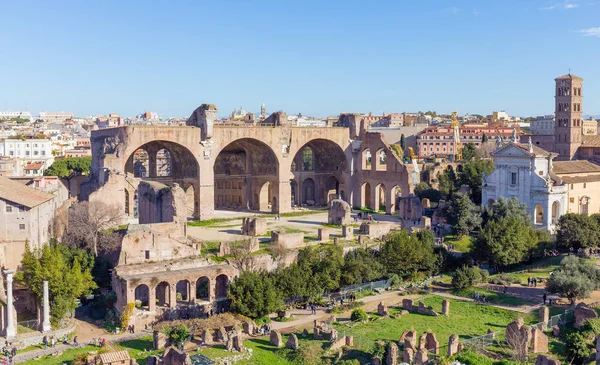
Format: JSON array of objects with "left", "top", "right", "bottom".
[
  {"left": 552, "top": 325, "right": 560, "bottom": 337},
  {"left": 487, "top": 328, "right": 496, "bottom": 339},
  {"left": 226, "top": 336, "right": 234, "bottom": 351},
  {"left": 424, "top": 332, "right": 440, "bottom": 355},
  {"left": 539, "top": 307, "right": 550, "bottom": 330},
  {"left": 399, "top": 330, "right": 416, "bottom": 346},
  {"left": 218, "top": 242, "right": 230, "bottom": 257},
  {"left": 358, "top": 235, "right": 365, "bottom": 245},
  {"left": 302, "top": 329, "right": 309, "bottom": 337},
  {"left": 531, "top": 327, "right": 549, "bottom": 353},
  {"left": 372, "top": 357, "right": 381, "bottom": 365},
  {"left": 333, "top": 237, "right": 340, "bottom": 245},
  {"left": 596, "top": 334, "right": 600, "bottom": 363},
  {"left": 418, "top": 333, "right": 427, "bottom": 350},
  {"left": 414, "top": 348, "right": 429, "bottom": 365},
  {"left": 163, "top": 346, "right": 192, "bottom": 365},
  {"left": 402, "top": 347, "right": 414, "bottom": 364},
  {"left": 329, "top": 199, "right": 352, "bottom": 225},
  {"left": 342, "top": 225, "right": 354, "bottom": 239},
  {"left": 442, "top": 299, "right": 450, "bottom": 316},
  {"left": 506, "top": 317, "right": 532, "bottom": 358},
  {"left": 385, "top": 342, "right": 398, "bottom": 365},
  {"left": 232, "top": 334, "right": 243, "bottom": 352},
  {"left": 448, "top": 334, "right": 460, "bottom": 357},
  {"left": 153, "top": 330, "right": 167, "bottom": 350},
  {"left": 574, "top": 303, "right": 598, "bottom": 328},
  {"left": 318, "top": 228, "right": 330, "bottom": 242},
  {"left": 535, "top": 354, "right": 561, "bottom": 365},
  {"left": 216, "top": 327, "right": 227, "bottom": 342},
  {"left": 242, "top": 321, "right": 254, "bottom": 335},
  {"left": 146, "top": 355, "right": 159, "bottom": 365},
  {"left": 270, "top": 329, "right": 283, "bottom": 347},
  {"left": 377, "top": 301, "right": 388, "bottom": 316},
  {"left": 346, "top": 336, "right": 354, "bottom": 347},
  {"left": 400, "top": 310, "right": 409, "bottom": 315},
  {"left": 330, "top": 335, "right": 349, "bottom": 351},
  {"left": 201, "top": 330, "right": 213, "bottom": 345},
  {"left": 286, "top": 334, "right": 299, "bottom": 350},
  {"left": 402, "top": 299, "right": 414, "bottom": 310},
  {"left": 241, "top": 217, "right": 267, "bottom": 236}
]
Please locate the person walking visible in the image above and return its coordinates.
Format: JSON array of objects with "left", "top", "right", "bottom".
[
  {"left": 50, "top": 336, "right": 55, "bottom": 348},
  {"left": 73, "top": 336, "right": 79, "bottom": 347},
  {"left": 42, "top": 336, "right": 48, "bottom": 349},
  {"left": 543, "top": 292, "right": 547, "bottom": 305}
]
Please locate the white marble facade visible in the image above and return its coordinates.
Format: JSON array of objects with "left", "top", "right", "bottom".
[{"left": 482, "top": 141, "right": 567, "bottom": 232}]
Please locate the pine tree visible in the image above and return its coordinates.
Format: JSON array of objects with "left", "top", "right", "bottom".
[{"left": 400, "top": 134, "right": 406, "bottom": 150}]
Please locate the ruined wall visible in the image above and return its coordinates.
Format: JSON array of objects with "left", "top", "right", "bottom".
[
  {"left": 137, "top": 181, "right": 187, "bottom": 226},
  {"left": 117, "top": 222, "right": 194, "bottom": 265}
]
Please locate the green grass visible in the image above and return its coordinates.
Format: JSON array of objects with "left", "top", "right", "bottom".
[
  {"left": 491, "top": 255, "right": 563, "bottom": 286},
  {"left": 17, "top": 324, "right": 36, "bottom": 333},
  {"left": 451, "top": 287, "right": 535, "bottom": 306},
  {"left": 113, "top": 336, "right": 161, "bottom": 364},
  {"left": 321, "top": 223, "right": 341, "bottom": 228},
  {"left": 200, "top": 241, "right": 220, "bottom": 256},
  {"left": 334, "top": 295, "right": 536, "bottom": 350},
  {"left": 281, "top": 227, "right": 309, "bottom": 234},
  {"left": 195, "top": 338, "right": 294, "bottom": 365},
  {"left": 19, "top": 345, "right": 98, "bottom": 365},
  {"left": 188, "top": 218, "right": 237, "bottom": 228},
  {"left": 443, "top": 234, "right": 474, "bottom": 252}
]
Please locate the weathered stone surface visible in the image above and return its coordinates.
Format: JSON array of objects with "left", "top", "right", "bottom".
[
  {"left": 333, "top": 237, "right": 340, "bottom": 245},
  {"left": 574, "top": 303, "right": 598, "bottom": 329},
  {"left": 539, "top": 307, "right": 550, "bottom": 330},
  {"left": 153, "top": 330, "right": 168, "bottom": 350},
  {"left": 346, "top": 336, "right": 353, "bottom": 347},
  {"left": 242, "top": 321, "right": 254, "bottom": 335},
  {"left": 286, "top": 334, "right": 299, "bottom": 350},
  {"left": 302, "top": 329, "right": 309, "bottom": 337},
  {"left": 232, "top": 335, "right": 243, "bottom": 352},
  {"left": 506, "top": 317, "right": 532, "bottom": 358},
  {"left": 448, "top": 334, "right": 460, "bottom": 357},
  {"left": 216, "top": 327, "right": 227, "bottom": 342},
  {"left": 377, "top": 301, "right": 388, "bottom": 316},
  {"left": 442, "top": 299, "right": 450, "bottom": 316},
  {"left": 399, "top": 330, "right": 416, "bottom": 348},
  {"left": 359, "top": 222, "right": 394, "bottom": 239},
  {"left": 358, "top": 235, "right": 365, "bottom": 245},
  {"left": 400, "top": 310, "right": 409, "bottom": 315},
  {"left": 318, "top": 228, "right": 330, "bottom": 242},
  {"left": 201, "top": 329, "right": 213, "bottom": 345},
  {"left": 330, "top": 335, "right": 349, "bottom": 351},
  {"left": 535, "top": 354, "right": 561, "bottom": 365},
  {"left": 552, "top": 325, "right": 560, "bottom": 337},
  {"left": 218, "top": 242, "right": 230, "bottom": 257},
  {"left": 270, "top": 329, "right": 283, "bottom": 347},
  {"left": 385, "top": 342, "right": 398, "bottom": 365},
  {"left": 414, "top": 348, "right": 429, "bottom": 365},
  {"left": 596, "top": 334, "right": 600, "bottom": 363},
  {"left": 271, "top": 231, "right": 305, "bottom": 249},
  {"left": 342, "top": 225, "right": 354, "bottom": 239},
  {"left": 241, "top": 217, "right": 267, "bottom": 236},
  {"left": 329, "top": 199, "right": 352, "bottom": 225},
  {"left": 163, "top": 346, "right": 192, "bottom": 365},
  {"left": 402, "top": 299, "right": 414, "bottom": 311},
  {"left": 418, "top": 333, "right": 427, "bottom": 350},
  {"left": 531, "top": 327, "right": 549, "bottom": 354},
  {"left": 402, "top": 347, "right": 414, "bottom": 363},
  {"left": 424, "top": 332, "right": 439, "bottom": 354}
]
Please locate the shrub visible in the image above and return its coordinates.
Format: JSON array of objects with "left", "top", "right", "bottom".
[
  {"left": 489, "top": 274, "right": 520, "bottom": 286},
  {"left": 565, "top": 331, "right": 593, "bottom": 364},
  {"left": 350, "top": 308, "right": 368, "bottom": 322},
  {"left": 120, "top": 303, "right": 135, "bottom": 329},
  {"left": 167, "top": 324, "right": 190, "bottom": 348},
  {"left": 452, "top": 266, "right": 488, "bottom": 289}
]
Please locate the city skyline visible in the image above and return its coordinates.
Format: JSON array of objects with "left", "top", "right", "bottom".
[{"left": 1, "top": 0, "right": 599, "bottom": 118}]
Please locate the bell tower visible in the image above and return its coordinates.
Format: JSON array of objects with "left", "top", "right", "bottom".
[{"left": 554, "top": 73, "right": 583, "bottom": 161}]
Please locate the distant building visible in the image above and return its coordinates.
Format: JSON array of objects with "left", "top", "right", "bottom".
[
  {"left": 0, "top": 139, "right": 54, "bottom": 175},
  {"left": 23, "top": 162, "right": 45, "bottom": 176},
  {"left": 0, "top": 111, "right": 32, "bottom": 122},
  {"left": 38, "top": 112, "right": 74, "bottom": 123},
  {"left": 96, "top": 114, "right": 123, "bottom": 129},
  {"left": 0, "top": 176, "right": 69, "bottom": 269},
  {"left": 416, "top": 126, "right": 516, "bottom": 157},
  {"left": 531, "top": 115, "right": 554, "bottom": 135},
  {"left": 583, "top": 117, "right": 597, "bottom": 136},
  {"left": 0, "top": 157, "right": 21, "bottom": 176}
]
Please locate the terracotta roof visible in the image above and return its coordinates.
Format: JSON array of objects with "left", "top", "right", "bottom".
[
  {"left": 555, "top": 74, "right": 583, "bottom": 80},
  {"left": 561, "top": 175, "right": 600, "bottom": 184},
  {"left": 581, "top": 135, "right": 600, "bottom": 147},
  {"left": 23, "top": 163, "right": 44, "bottom": 170},
  {"left": 553, "top": 160, "right": 600, "bottom": 175},
  {"left": 512, "top": 142, "right": 552, "bottom": 157},
  {"left": 98, "top": 350, "right": 131, "bottom": 364},
  {"left": 0, "top": 177, "right": 54, "bottom": 208}
]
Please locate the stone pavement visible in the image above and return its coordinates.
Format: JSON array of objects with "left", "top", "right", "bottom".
[{"left": 13, "top": 330, "right": 151, "bottom": 364}]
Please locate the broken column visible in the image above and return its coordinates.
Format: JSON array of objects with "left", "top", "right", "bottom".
[
  {"left": 42, "top": 280, "right": 51, "bottom": 332},
  {"left": 3, "top": 270, "right": 15, "bottom": 338},
  {"left": 328, "top": 199, "right": 352, "bottom": 225},
  {"left": 531, "top": 327, "right": 549, "bottom": 354},
  {"left": 385, "top": 342, "right": 398, "bottom": 365},
  {"left": 342, "top": 225, "right": 354, "bottom": 239},
  {"left": 442, "top": 299, "right": 450, "bottom": 316},
  {"left": 448, "top": 334, "right": 460, "bottom": 357},
  {"left": 270, "top": 329, "right": 283, "bottom": 347},
  {"left": 414, "top": 348, "right": 429, "bottom": 365},
  {"left": 318, "top": 228, "right": 330, "bottom": 242},
  {"left": 539, "top": 306, "right": 549, "bottom": 330},
  {"left": 424, "top": 332, "right": 439, "bottom": 355},
  {"left": 286, "top": 334, "right": 299, "bottom": 350},
  {"left": 377, "top": 301, "right": 388, "bottom": 316}
]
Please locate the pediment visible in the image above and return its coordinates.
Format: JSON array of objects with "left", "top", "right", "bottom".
[{"left": 492, "top": 144, "right": 530, "bottom": 158}]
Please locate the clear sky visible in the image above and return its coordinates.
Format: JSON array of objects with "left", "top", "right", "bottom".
[{"left": 1, "top": 0, "right": 599, "bottom": 118}]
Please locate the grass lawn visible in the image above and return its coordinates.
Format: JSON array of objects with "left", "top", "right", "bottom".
[
  {"left": 490, "top": 255, "right": 564, "bottom": 286},
  {"left": 334, "top": 295, "right": 536, "bottom": 351},
  {"left": 443, "top": 234, "right": 474, "bottom": 252},
  {"left": 195, "top": 338, "right": 295, "bottom": 365},
  {"left": 19, "top": 345, "right": 98, "bottom": 365},
  {"left": 113, "top": 336, "right": 161, "bottom": 364},
  {"left": 451, "top": 287, "right": 535, "bottom": 306}
]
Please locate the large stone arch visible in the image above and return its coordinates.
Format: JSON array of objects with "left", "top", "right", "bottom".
[
  {"left": 290, "top": 139, "right": 349, "bottom": 206},
  {"left": 214, "top": 138, "right": 279, "bottom": 212},
  {"left": 124, "top": 140, "right": 199, "bottom": 180}
]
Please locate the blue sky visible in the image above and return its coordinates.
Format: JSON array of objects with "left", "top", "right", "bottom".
[{"left": 1, "top": 0, "right": 599, "bottom": 118}]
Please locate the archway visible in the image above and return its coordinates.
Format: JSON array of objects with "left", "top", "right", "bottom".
[
  {"left": 214, "top": 138, "right": 278, "bottom": 212},
  {"left": 325, "top": 176, "right": 339, "bottom": 204},
  {"left": 196, "top": 277, "right": 210, "bottom": 302},
  {"left": 376, "top": 183, "right": 386, "bottom": 212},
  {"left": 155, "top": 282, "right": 171, "bottom": 308},
  {"left": 302, "top": 178, "right": 316, "bottom": 205},
  {"left": 361, "top": 182, "right": 371, "bottom": 209},
  {"left": 290, "top": 180, "right": 298, "bottom": 207},
  {"left": 534, "top": 204, "right": 544, "bottom": 225},
  {"left": 258, "top": 182, "right": 273, "bottom": 212},
  {"left": 215, "top": 275, "right": 229, "bottom": 300},
  {"left": 302, "top": 147, "right": 314, "bottom": 171},
  {"left": 376, "top": 149, "right": 387, "bottom": 171},
  {"left": 156, "top": 148, "right": 172, "bottom": 177},
  {"left": 362, "top": 149, "right": 372, "bottom": 170},
  {"left": 390, "top": 185, "right": 401, "bottom": 213},
  {"left": 134, "top": 284, "right": 150, "bottom": 310},
  {"left": 132, "top": 149, "right": 149, "bottom": 177},
  {"left": 551, "top": 201, "right": 560, "bottom": 224},
  {"left": 580, "top": 197, "right": 590, "bottom": 215},
  {"left": 176, "top": 279, "right": 190, "bottom": 302},
  {"left": 185, "top": 185, "right": 196, "bottom": 219}
]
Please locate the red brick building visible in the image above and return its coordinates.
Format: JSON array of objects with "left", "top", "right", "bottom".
[{"left": 416, "top": 126, "right": 517, "bottom": 157}]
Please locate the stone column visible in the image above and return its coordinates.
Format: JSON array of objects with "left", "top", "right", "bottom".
[
  {"left": 189, "top": 281, "right": 196, "bottom": 304},
  {"left": 42, "top": 280, "right": 51, "bottom": 332},
  {"left": 148, "top": 286, "right": 156, "bottom": 313},
  {"left": 169, "top": 283, "right": 177, "bottom": 309},
  {"left": 4, "top": 270, "right": 16, "bottom": 338}
]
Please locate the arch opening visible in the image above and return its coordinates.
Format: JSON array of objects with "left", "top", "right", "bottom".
[
  {"left": 132, "top": 149, "right": 149, "bottom": 178},
  {"left": 176, "top": 279, "right": 190, "bottom": 302},
  {"left": 362, "top": 149, "right": 372, "bottom": 170},
  {"left": 156, "top": 148, "right": 172, "bottom": 177},
  {"left": 376, "top": 183, "right": 386, "bottom": 212},
  {"left": 534, "top": 204, "right": 544, "bottom": 225},
  {"left": 302, "top": 178, "right": 316, "bottom": 205},
  {"left": 551, "top": 201, "right": 560, "bottom": 224},
  {"left": 361, "top": 182, "right": 371, "bottom": 209},
  {"left": 196, "top": 277, "right": 210, "bottom": 302},
  {"left": 185, "top": 185, "right": 196, "bottom": 220},
  {"left": 376, "top": 149, "right": 387, "bottom": 171},
  {"left": 155, "top": 282, "right": 171, "bottom": 308},
  {"left": 134, "top": 284, "right": 150, "bottom": 311},
  {"left": 215, "top": 275, "right": 229, "bottom": 300}
]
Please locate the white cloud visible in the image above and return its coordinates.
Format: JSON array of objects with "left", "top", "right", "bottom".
[
  {"left": 541, "top": 2, "right": 579, "bottom": 9},
  {"left": 446, "top": 7, "right": 459, "bottom": 14},
  {"left": 580, "top": 27, "right": 600, "bottom": 37},
  {"left": 564, "top": 3, "right": 579, "bottom": 8}
]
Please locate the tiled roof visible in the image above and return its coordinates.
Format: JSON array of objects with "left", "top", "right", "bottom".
[
  {"left": 555, "top": 74, "right": 583, "bottom": 80},
  {"left": 23, "top": 163, "right": 44, "bottom": 170},
  {"left": 581, "top": 135, "right": 600, "bottom": 147},
  {"left": 553, "top": 160, "right": 600, "bottom": 175},
  {"left": 0, "top": 177, "right": 54, "bottom": 208},
  {"left": 561, "top": 175, "right": 600, "bottom": 184},
  {"left": 98, "top": 350, "right": 131, "bottom": 364}
]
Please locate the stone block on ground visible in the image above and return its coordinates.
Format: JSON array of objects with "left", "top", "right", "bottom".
[
  {"left": 535, "top": 354, "right": 561, "bottom": 365},
  {"left": 286, "top": 333, "right": 299, "bottom": 350},
  {"left": 342, "top": 225, "right": 354, "bottom": 239},
  {"left": 442, "top": 299, "right": 450, "bottom": 316},
  {"left": 377, "top": 301, "right": 388, "bottom": 316},
  {"left": 574, "top": 303, "right": 598, "bottom": 329},
  {"left": 318, "top": 228, "right": 330, "bottom": 242},
  {"left": 448, "top": 334, "right": 460, "bottom": 357},
  {"left": 531, "top": 327, "right": 549, "bottom": 353},
  {"left": 414, "top": 348, "right": 429, "bottom": 365},
  {"left": 385, "top": 342, "right": 398, "bottom": 365},
  {"left": 270, "top": 329, "right": 283, "bottom": 347},
  {"left": 328, "top": 199, "right": 352, "bottom": 225}
]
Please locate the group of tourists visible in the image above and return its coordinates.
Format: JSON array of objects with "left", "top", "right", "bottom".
[
  {"left": 527, "top": 277, "right": 540, "bottom": 287},
  {"left": 126, "top": 324, "right": 135, "bottom": 333},
  {"left": 1, "top": 342, "right": 16, "bottom": 365},
  {"left": 473, "top": 291, "right": 487, "bottom": 303},
  {"left": 258, "top": 323, "right": 272, "bottom": 336}
]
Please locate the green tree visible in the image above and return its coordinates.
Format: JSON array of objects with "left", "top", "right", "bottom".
[
  {"left": 400, "top": 134, "right": 406, "bottom": 150},
  {"left": 390, "top": 144, "right": 403, "bottom": 159},
  {"left": 546, "top": 256, "right": 600, "bottom": 304},
  {"left": 228, "top": 271, "right": 282, "bottom": 318},
  {"left": 166, "top": 325, "right": 190, "bottom": 348},
  {"left": 297, "top": 244, "right": 344, "bottom": 293},
  {"left": 443, "top": 192, "right": 482, "bottom": 237},
  {"left": 482, "top": 133, "right": 488, "bottom": 143},
  {"left": 16, "top": 242, "right": 97, "bottom": 326},
  {"left": 350, "top": 308, "right": 368, "bottom": 321},
  {"left": 437, "top": 167, "right": 459, "bottom": 198},
  {"left": 340, "top": 248, "right": 384, "bottom": 286},
  {"left": 564, "top": 331, "right": 593, "bottom": 364},
  {"left": 461, "top": 143, "right": 477, "bottom": 162},
  {"left": 380, "top": 231, "right": 436, "bottom": 278},
  {"left": 451, "top": 266, "right": 488, "bottom": 289},
  {"left": 483, "top": 197, "right": 530, "bottom": 225},
  {"left": 44, "top": 156, "right": 92, "bottom": 179},
  {"left": 414, "top": 182, "right": 443, "bottom": 203},
  {"left": 556, "top": 213, "right": 600, "bottom": 251},
  {"left": 459, "top": 158, "right": 494, "bottom": 205},
  {"left": 473, "top": 216, "right": 539, "bottom": 269}
]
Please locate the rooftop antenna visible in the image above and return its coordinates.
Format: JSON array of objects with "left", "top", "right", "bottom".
[{"left": 568, "top": 68, "right": 571, "bottom": 75}]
